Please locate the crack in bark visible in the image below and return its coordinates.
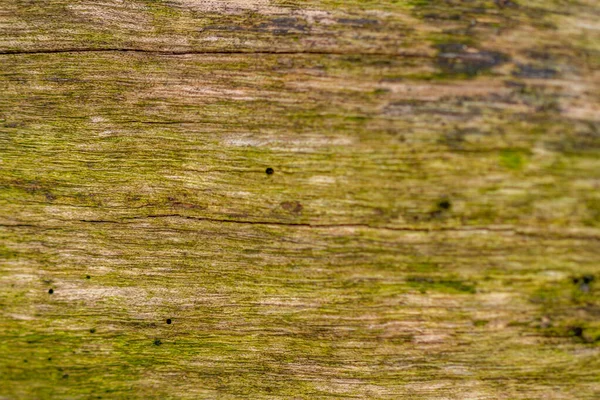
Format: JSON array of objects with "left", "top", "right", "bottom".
[
  {"left": 0, "top": 224, "right": 37, "bottom": 228},
  {"left": 124, "top": 214, "right": 437, "bottom": 231},
  {"left": 0, "top": 47, "right": 429, "bottom": 58}
]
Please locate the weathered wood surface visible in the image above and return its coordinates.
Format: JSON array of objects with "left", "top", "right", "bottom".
[{"left": 1, "top": 0, "right": 599, "bottom": 398}]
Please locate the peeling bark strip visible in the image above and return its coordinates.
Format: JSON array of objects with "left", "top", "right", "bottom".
[{"left": 1, "top": 0, "right": 600, "bottom": 399}]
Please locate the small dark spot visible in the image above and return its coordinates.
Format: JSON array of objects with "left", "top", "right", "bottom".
[
  {"left": 62, "top": 374, "right": 69, "bottom": 379},
  {"left": 438, "top": 199, "right": 452, "bottom": 210},
  {"left": 573, "top": 274, "right": 594, "bottom": 292},
  {"left": 570, "top": 326, "right": 583, "bottom": 337},
  {"left": 266, "top": 167, "right": 274, "bottom": 175},
  {"left": 154, "top": 339, "right": 162, "bottom": 346},
  {"left": 48, "top": 357, "right": 52, "bottom": 361},
  {"left": 166, "top": 318, "right": 172, "bottom": 325},
  {"left": 90, "top": 328, "right": 96, "bottom": 333},
  {"left": 582, "top": 275, "right": 594, "bottom": 284},
  {"left": 24, "top": 359, "right": 28, "bottom": 363},
  {"left": 86, "top": 275, "right": 91, "bottom": 279},
  {"left": 48, "top": 288, "right": 54, "bottom": 294}
]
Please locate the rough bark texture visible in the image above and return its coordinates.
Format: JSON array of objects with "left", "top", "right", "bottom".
[{"left": 1, "top": 0, "right": 599, "bottom": 399}]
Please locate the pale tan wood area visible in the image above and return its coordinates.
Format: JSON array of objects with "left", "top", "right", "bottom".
[{"left": 1, "top": 1, "right": 599, "bottom": 399}]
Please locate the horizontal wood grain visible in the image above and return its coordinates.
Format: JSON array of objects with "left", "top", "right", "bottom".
[{"left": 1, "top": 1, "right": 599, "bottom": 399}]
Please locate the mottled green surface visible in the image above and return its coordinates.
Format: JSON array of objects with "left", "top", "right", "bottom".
[{"left": 1, "top": 0, "right": 599, "bottom": 399}]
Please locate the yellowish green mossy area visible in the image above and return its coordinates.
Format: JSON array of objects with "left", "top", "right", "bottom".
[{"left": 1, "top": 0, "right": 599, "bottom": 399}]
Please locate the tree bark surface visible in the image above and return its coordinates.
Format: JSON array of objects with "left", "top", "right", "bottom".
[{"left": 1, "top": 1, "right": 599, "bottom": 398}]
